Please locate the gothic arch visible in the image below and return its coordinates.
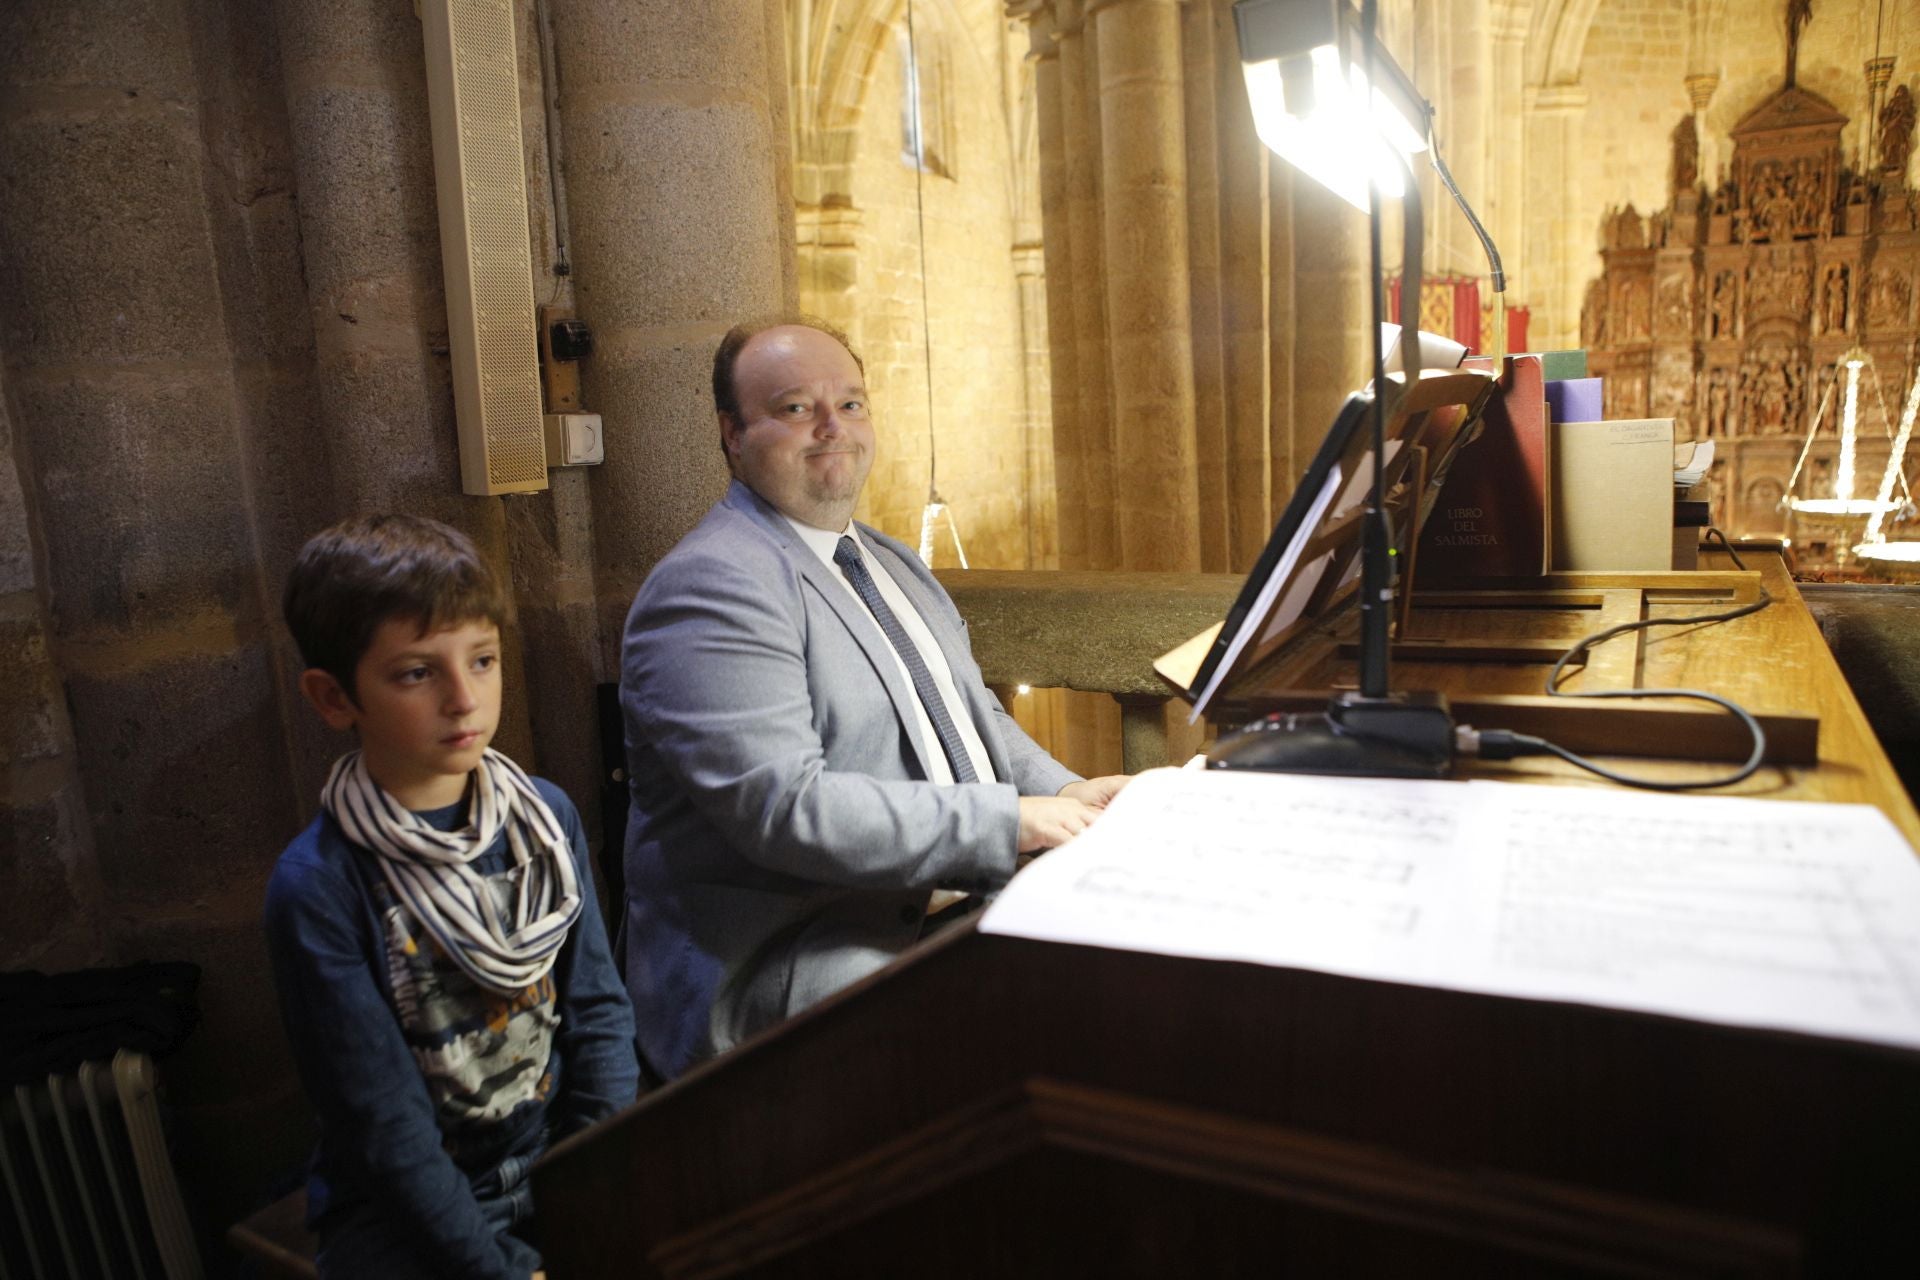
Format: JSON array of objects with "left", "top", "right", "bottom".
[
  {"left": 787, "top": 0, "right": 1013, "bottom": 210},
  {"left": 1525, "top": 0, "right": 1602, "bottom": 87}
]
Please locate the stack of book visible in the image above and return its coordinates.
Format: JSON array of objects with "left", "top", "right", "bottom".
[{"left": 1415, "top": 351, "right": 1709, "bottom": 578}]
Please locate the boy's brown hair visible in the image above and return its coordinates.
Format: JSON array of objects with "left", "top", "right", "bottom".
[{"left": 283, "top": 514, "right": 507, "bottom": 701}]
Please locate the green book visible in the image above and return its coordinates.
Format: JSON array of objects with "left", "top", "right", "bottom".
[{"left": 1527, "top": 349, "right": 1588, "bottom": 380}]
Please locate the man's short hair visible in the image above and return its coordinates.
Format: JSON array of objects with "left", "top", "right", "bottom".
[
  {"left": 711, "top": 315, "right": 865, "bottom": 464},
  {"left": 283, "top": 514, "right": 507, "bottom": 700}
]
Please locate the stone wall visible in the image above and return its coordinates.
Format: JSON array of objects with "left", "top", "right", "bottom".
[
  {"left": 0, "top": 0, "right": 794, "bottom": 1261},
  {"left": 1576, "top": 0, "right": 1693, "bottom": 224},
  {"left": 846, "top": 1, "right": 1036, "bottom": 570},
  {"left": 788, "top": 0, "right": 1043, "bottom": 572},
  {"left": 0, "top": 366, "right": 105, "bottom": 977}
]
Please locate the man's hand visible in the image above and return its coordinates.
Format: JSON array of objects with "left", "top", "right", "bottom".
[
  {"left": 1018, "top": 795, "right": 1100, "bottom": 852},
  {"left": 1058, "top": 774, "right": 1131, "bottom": 809}
]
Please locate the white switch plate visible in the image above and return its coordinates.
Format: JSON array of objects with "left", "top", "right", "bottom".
[{"left": 544, "top": 412, "right": 603, "bottom": 467}]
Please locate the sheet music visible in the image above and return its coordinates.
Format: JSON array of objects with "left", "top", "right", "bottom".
[{"left": 981, "top": 768, "right": 1920, "bottom": 1049}]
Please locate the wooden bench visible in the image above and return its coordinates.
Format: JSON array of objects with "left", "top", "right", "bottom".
[{"left": 228, "top": 1189, "right": 317, "bottom": 1280}]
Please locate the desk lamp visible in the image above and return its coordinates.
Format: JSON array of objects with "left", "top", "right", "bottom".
[{"left": 1209, "top": 0, "right": 1494, "bottom": 777}]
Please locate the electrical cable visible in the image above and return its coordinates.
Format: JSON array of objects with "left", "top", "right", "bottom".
[
  {"left": 1458, "top": 528, "right": 1775, "bottom": 790},
  {"left": 904, "top": 0, "right": 941, "bottom": 508}
]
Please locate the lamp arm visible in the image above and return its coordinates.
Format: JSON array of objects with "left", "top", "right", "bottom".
[{"left": 1426, "top": 124, "right": 1504, "bottom": 294}]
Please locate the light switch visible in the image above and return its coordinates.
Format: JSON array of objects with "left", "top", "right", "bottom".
[{"left": 544, "top": 412, "right": 604, "bottom": 467}]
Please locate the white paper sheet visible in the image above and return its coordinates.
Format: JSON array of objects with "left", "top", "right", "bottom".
[{"left": 981, "top": 768, "right": 1920, "bottom": 1049}]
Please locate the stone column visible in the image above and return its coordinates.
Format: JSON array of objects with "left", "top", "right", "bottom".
[
  {"left": 1, "top": 0, "right": 317, "bottom": 1227},
  {"left": 1442, "top": 0, "right": 1489, "bottom": 280},
  {"left": 1012, "top": 240, "right": 1059, "bottom": 569},
  {"left": 1090, "top": 0, "right": 1202, "bottom": 573},
  {"left": 1525, "top": 83, "right": 1589, "bottom": 351},
  {"left": 1024, "top": 3, "right": 1084, "bottom": 570},
  {"left": 1215, "top": 0, "right": 1272, "bottom": 571},
  {"left": 549, "top": 0, "right": 798, "bottom": 657},
  {"left": 1269, "top": 164, "right": 1299, "bottom": 503},
  {"left": 1056, "top": 0, "right": 1120, "bottom": 569},
  {"left": 1182, "top": 0, "right": 1229, "bottom": 573},
  {"left": 1291, "top": 181, "right": 1371, "bottom": 452},
  {"left": 0, "top": 368, "right": 104, "bottom": 976},
  {"left": 1489, "top": 2, "right": 1529, "bottom": 336},
  {"left": 273, "top": 0, "right": 535, "bottom": 764}
]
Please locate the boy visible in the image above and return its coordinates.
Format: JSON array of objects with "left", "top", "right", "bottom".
[{"left": 265, "top": 514, "right": 637, "bottom": 1279}]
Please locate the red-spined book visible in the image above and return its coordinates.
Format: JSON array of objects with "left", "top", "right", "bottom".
[{"left": 1414, "top": 353, "right": 1550, "bottom": 581}]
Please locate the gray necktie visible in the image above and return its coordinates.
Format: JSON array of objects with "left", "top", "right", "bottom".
[{"left": 833, "top": 536, "right": 979, "bottom": 783}]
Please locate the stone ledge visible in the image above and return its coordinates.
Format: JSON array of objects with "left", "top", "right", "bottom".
[{"left": 934, "top": 568, "right": 1240, "bottom": 695}]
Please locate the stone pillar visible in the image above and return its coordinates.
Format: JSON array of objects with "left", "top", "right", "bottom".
[
  {"left": 1291, "top": 181, "right": 1371, "bottom": 451},
  {"left": 796, "top": 200, "right": 863, "bottom": 336},
  {"left": 0, "top": 367, "right": 104, "bottom": 976},
  {"left": 1024, "top": 4, "right": 1084, "bottom": 570},
  {"left": 1, "top": 0, "right": 317, "bottom": 1230},
  {"left": 1182, "top": 0, "right": 1229, "bottom": 573},
  {"left": 1091, "top": 0, "right": 1202, "bottom": 572},
  {"left": 1525, "top": 83, "right": 1589, "bottom": 351},
  {"left": 1056, "top": 0, "right": 1120, "bottom": 569},
  {"left": 1269, "top": 164, "right": 1299, "bottom": 503},
  {"left": 1490, "top": 2, "right": 1529, "bottom": 333},
  {"left": 1012, "top": 240, "right": 1059, "bottom": 569},
  {"left": 549, "top": 0, "right": 798, "bottom": 656},
  {"left": 273, "top": 0, "right": 535, "bottom": 766},
  {"left": 1216, "top": 0, "right": 1272, "bottom": 571},
  {"left": 1443, "top": 0, "right": 1489, "bottom": 280}
]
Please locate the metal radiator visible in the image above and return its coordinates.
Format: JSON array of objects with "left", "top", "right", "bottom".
[{"left": 0, "top": 1050, "right": 202, "bottom": 1280}]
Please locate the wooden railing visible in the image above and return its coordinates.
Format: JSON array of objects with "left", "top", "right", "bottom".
[{"left": 933, "top": 569, "right": 1243, "bottom": 772}]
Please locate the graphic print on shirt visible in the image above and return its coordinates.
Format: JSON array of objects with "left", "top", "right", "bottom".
[{"left": 376, "top": 871, "right": 558, "bottom": 1140}]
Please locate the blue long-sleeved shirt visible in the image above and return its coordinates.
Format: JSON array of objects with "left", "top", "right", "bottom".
[{"left": 264, "top": 777, "right": 637, "bottom": 1279}]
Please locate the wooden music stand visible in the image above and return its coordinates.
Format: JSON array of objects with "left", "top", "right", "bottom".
[{"left": 1154, "top": 367, "right": 1824, "bottom": 766}]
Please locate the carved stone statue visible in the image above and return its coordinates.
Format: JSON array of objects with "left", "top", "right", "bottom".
[
  {"left": 1870, "top": 268, "right": 1913, "bottom": 327},
  {"left": 1820, "top": 262, "right": 1850, "bottom": 333},
  {"left": 1710, "top": 271, "right": 1739, "bottom": 340},
  {"left": 1658, "top": 274, "right": 1691, "bottom": 334},
  {"left": 1792, "top": 157, "right": 1826, "bottom": 232},
  {"left": 1581, "top": 278, "right": 1607, "bottom": 346},
  {"left": 1673, "top": 115, "right": 1699, "bottom": 191},
  {"left": 1786, "top": 0, "right": 1812, "bottom": 87},
  {"left": 1619, "top": 277, "right": 1651, "bottom": 341},
  {"left": 1881, "top": 84, "right": 1914, "bottom": 176},
  {"left": 1707, "top": 370, "right": 1731, "bottom": 437},
  {"left": 1603, "top": 204, "right": 1648, "bottom": 250},
  {"left": 1752, "top": 359, "right": 1792, "bottom": 433}
]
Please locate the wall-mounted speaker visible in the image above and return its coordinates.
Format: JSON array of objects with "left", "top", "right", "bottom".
[{"left": 421, "top": 0, "right": 548, "bottom": 495}]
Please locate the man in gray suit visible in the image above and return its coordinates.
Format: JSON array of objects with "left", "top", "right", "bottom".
[{"left": 620, "top": 317, "right": 1127, "bottom": 1080}]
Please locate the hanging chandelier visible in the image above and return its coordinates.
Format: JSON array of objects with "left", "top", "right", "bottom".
[
  {"left": 1852, "top": 365, "right": 1920, "bottom": 564},
  {"left": 1780, "top": 348, "right": 1916, "bottom": 568}
]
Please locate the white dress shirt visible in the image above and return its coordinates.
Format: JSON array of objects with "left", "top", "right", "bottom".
[{"left": 783, "top": 516, "right": 998, "bottom": 787}]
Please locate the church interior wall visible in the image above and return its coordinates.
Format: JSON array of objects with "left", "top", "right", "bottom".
[
  {"left": 5, "top": 0, "right": 1919, "bottom": 1267},
  {"left": 839, "top": 0, "right": 1040, "bottom": 571},
  {"left": 1577, "top": 0, "right": 1693, "bottom": 221}
]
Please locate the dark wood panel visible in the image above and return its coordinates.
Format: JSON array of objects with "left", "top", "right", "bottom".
[{"left": 536, "top": 925, "right": 1920, "bottom": 1277}]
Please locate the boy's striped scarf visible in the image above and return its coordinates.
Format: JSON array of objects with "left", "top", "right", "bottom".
[{"left": 321, "top": 748, "right": 582, "bottom": 996}]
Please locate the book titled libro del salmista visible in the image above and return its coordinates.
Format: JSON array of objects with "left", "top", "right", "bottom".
[{"left": 1415, "top": 353, "right": 1550, "bottom": 581}]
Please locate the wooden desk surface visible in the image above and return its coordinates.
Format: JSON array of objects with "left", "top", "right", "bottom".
[{"left": 1224, "top": 549, "right": 1920, "bottom": 852}]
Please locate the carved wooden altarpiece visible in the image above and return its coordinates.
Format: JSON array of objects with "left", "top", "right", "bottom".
[{"left": 1583, "top": 80, "right": 1920, "bottom": 570}]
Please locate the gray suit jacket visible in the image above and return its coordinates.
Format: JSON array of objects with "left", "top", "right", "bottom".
[{"left": 620, "top": 481, "right": 1079, "bottom": 1078}]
